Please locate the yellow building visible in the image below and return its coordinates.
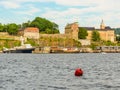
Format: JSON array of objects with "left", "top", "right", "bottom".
[
  {"left": 64, "top": 21, "right": 115, "bottom": 42},
  {"left": 84, "top": 20, "right": 115, "bottom": 42}
]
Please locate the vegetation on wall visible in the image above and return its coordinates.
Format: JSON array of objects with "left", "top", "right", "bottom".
[
  {"left": 25, "top": 38, "right": 39, "bottom": 46},
  {"left": 89, "top": 40, "right": 117, "bottom": 50},
  {"left": 102, "top": 40, "right": 116, "bottom": 46},
  {"left": 0, "top": 39, "right": 20, "bottom": 50},
  {"left": 38, "top": 36, "right": 81, "bottom": 48},
  {"left": 90, "top": 43, "right": 98, "bottom": 50}
]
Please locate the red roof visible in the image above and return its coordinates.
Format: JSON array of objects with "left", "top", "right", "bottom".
[{"left": 24, "top": 27, "right": 39, "bottom": 33}]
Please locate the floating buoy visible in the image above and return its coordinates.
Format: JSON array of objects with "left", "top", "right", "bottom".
[{"left": 74, "top": 68, "right": 83, "bottom": 76}]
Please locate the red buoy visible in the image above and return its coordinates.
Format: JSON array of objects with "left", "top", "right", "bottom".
[{"left": 74, "top": 68, "right": 83, "bottom": 76}]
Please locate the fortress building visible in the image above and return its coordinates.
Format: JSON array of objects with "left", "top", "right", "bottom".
[
  {"left": 65, "top": 22, "right": 79, "bottom": 40},
  {"left": 18, "top": 20, "right": 115, "bottom": 42},
  {"left": 82, "top": 20, "right": 115, "bottom": 42},
  {"left": 64, "top": 20, "right": 115, "bottom": 42}
]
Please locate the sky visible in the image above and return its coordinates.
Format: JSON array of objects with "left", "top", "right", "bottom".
[{"left": 0, "top": 0, "right": 120, "bottom": 33}]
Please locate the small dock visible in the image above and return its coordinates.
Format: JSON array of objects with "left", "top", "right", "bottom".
[{"left": 96, "top": 46, "right": 120, "bottom": 53}]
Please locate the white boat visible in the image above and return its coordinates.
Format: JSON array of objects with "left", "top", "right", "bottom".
[
  {"left": 3, "top": 44, "right": 35, "bottom": 53},
  {"left": 101, "top": 52, "right": 107, "bottom": 54},
  {"left": 2, "top": 36, "right": 35, "bottom": 53},
  {"left": 63, "top": 47, "right": 80, "bottom": 53}
]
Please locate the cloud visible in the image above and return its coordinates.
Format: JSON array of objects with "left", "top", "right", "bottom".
[
  {"left": 40, "top": 0, "right": 120, "bottom": 33},
  {"left": 0, "top": 1, "right": 20, "bottom": 9},
  {"left": 0, "top": 0, "right": 120, "bottom": 33},
  {"left": 15, "top": 6, "right": 40, "bottom": 16},
  {"left": 0, "top": 0, "right": 50, "bottom": 9}
]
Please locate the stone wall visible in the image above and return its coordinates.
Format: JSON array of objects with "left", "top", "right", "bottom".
[
  {"left": 24, "top": 32, "right": 39, "bottom": 39},
  {"left": 0, "top": 32, "right": 8, "bottom": 35},
  {"left": 79, "top": 39, "right": 91, "bottom": 46},
  {"left": 39, "top": 34, "right": 70, "bottom": 39}
]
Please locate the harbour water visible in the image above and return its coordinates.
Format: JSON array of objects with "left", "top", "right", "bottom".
[{"left": 0, "top": 53, "right": 120, "bottom": 90}]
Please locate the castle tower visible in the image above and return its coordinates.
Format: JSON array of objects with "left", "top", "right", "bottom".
[
  {"left": 65, "top": 22, "right": 79, "bottom": 40},
  {"left": 100, "top": 19, "right": 105, "bottom": 30}
]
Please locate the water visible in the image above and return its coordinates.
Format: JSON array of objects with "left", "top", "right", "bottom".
[{"left": 0, "top": 53, "right": 120, "bottom": 90}]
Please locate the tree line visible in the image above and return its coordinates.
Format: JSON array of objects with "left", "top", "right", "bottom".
[{"left": 0, "top": 17, "right": 59, "bottom": 35}]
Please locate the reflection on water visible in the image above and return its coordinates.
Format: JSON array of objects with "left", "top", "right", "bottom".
[{"left": 0, "top": 53, "right": 120, "bottom": 90}]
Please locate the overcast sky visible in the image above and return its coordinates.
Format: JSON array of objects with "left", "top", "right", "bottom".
[{"left": 0, "top": 0, "right": 120, "bottom": 33}]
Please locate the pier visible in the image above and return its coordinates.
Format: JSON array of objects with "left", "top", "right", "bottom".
[{"left": 96, "top": 46, "right": 120, "bottom": 53}]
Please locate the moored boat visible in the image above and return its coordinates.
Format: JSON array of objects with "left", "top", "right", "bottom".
[
  {"left": 3, "top": 44, "right": 35, "bottom": 53},
  {"left": 63, "top": 47, "right": 80, "bottom": 53}
]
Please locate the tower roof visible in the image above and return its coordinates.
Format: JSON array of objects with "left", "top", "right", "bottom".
[
  {"left": 100, "top": 19, "right": 105, "bottom": 29},
  {"left": 101, "top": 19, "right": 105, "bottom": 26}
]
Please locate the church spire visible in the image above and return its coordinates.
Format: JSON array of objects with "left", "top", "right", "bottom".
[{"left": 100, "top": 19, "right": 105, "bottom": 29}]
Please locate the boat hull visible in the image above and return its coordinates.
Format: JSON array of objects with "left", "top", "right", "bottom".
[
  {"left": 3, "top": 48, "right": 35, "bottom": 53},
  {"left": 63, "top": 50, "right": 80, "bottom": 53}
]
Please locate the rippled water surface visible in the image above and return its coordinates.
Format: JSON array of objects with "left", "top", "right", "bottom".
[{"left": 0, "top": 53, "right": 120, "bottom": 90}]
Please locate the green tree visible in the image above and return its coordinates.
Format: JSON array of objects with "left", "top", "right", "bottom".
[
  {"left": 52, "top": 22, "right": 59, "bottom": 34},
  {"left": 78, "top": 27, "right": 88, "bottom": 39},
  {"left": 21, "top": 20, "right": 31, "bottom": 29},
  {"left": 45, "top": 28, "right": 52, "bottom": 34},
  {"left": 90, "top": 43, "right": 98, "bottom": 50},
  {"left": 114, "top": 28, "right": 120, "bottom": 35},
  {"left": 92, "top": 30, "right": 100, "bottom": 41},
  {"left": 3, "top": 24, "right": 8, "bottom": 32},
  {"left": 7, "top": 23, "right": 19, "bottom": 35},
  {"left": 0, "top": 17, "right": 60, "bottom": 34},
  {"left": 30, "top": 17, "right": 59, "bottom": 34},
  {"left": 0, "top": 23, "right": 4, "bottom": 32},
  {"left": 103, "top": 40, "right": 116, "bottom": 46}
]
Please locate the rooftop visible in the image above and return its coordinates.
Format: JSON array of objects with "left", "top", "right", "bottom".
[
  {"left": 24, "top": 27, "right": 39, "bottom": 33},
  {"left": 80, "top": 26, "right": 113, "bottom": 31}
]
